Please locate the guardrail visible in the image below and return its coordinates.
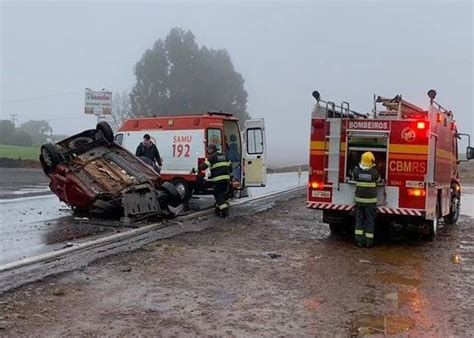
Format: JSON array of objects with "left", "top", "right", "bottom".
[{"left": 0, "top": 185, "right": 305, "bottom": 294}]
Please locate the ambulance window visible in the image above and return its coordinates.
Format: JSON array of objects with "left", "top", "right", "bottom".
[
  {"left": 247, "top": 128, "right": 264, "bottom": 154},
  {"left": 114, "top": 133, "right": 123, "bottom": 145},
  {"left": 207, "top": 128, "right": 222, "bottom": 151}
]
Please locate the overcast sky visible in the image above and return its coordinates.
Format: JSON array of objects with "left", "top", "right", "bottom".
[{"left": 1, "top": 1, "right": 473, "bottom": 166}]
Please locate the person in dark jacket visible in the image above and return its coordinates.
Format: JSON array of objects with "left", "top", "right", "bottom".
[
  {"left": 199, "top": 144, "right": 232, "bottom": 217},
  {"left": 351, "top": 152, "right": 380, "bottom": 248},
  {"left": 136, "top": 134, "right": 163, "bottom": 173}
]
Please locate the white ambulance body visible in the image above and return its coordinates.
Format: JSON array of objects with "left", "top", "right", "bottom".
[{"left": 115, "top": 112, "right": 266, "bottom": 201}]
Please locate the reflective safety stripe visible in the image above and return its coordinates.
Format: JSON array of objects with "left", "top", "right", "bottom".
[
  {"left": 210, "top": 175, "right": 231, "bottom": 182},
  {"left": 365, "top": 233, "right": 374, "bottom": 239},
  {"left": 355, "top": 197, "right": 378, "bottom": 203},
  {"left": 218, "top": 203, "right": 229, "bottom": 210},
  {"left": 211, "top": 161, "right": 231, "bottom": 170},
  {"left": 356, "top": 181, "right": 376, "bottom": 188},
  {"left": 355, "top": 229, "right": 364, "bottom": 235},
  {"left": 204, "top": 160, "right": 211, "bottom": 167}
]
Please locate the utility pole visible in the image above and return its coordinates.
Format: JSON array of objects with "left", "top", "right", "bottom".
[{"left": 10, "top": 114, "right": 18, "bottom": 127}]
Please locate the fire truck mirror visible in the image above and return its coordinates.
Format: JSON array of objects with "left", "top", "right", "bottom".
[{"left": 467, "top": 147, "right": 474, "bottom": 160}]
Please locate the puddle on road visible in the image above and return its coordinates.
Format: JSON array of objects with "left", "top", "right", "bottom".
[
  {"left": 372, "top": 247, "right": 421, "bottom": 266},
  {"left": 351, "top": 314, "right": 415, "bottom": 336},
  {"left": 375, "top": 272, "right": 421, "bottom": 287}
]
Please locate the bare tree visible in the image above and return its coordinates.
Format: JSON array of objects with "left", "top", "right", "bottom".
[{"left": 105, "top": 91, "right": 132, "bottom": 130}]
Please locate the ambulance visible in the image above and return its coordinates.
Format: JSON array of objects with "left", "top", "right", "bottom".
[
  {"left": 115, "top": 112, "right": 267, "bottom": 201},
  {"left": 307, "top": 90, "right": 473, "bottom": 240}
]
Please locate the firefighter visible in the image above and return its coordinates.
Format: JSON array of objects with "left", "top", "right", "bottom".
[
  {"left": 199, "top": 144, "right": 232, "bottom": 217},
  {"left": 352, "top": 152, "right": 380, "bottom": 247}
]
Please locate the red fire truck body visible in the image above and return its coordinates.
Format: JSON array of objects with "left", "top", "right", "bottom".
[{"left": 307, "top": 90, "right": 473, "bottom": 239}]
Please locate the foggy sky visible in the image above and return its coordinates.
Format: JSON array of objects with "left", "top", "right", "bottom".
[{"left": 1, "top": 1, "right": 473, "bottom": 167}]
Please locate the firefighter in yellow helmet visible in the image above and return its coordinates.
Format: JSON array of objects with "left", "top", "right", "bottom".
[{"left": 351, "top": 152, "right": 380, "bottom": 247}]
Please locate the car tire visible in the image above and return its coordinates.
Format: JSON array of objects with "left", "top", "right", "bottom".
[
  {"left": 96, "top": 121, "right": 114, "bottom": 143},
  {"left": 171, "top": 178, "right": 192, "bottom": 203},
  {"left": 68, "top": 136, "right": 93, "bottom": 150},
  {"left": 40, "top": 143, "right": 62, "bottom": 172},
  {"left": 160, "top": 181, "right": 183, "bottom": 208}
]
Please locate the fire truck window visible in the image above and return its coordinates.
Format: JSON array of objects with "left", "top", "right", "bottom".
[
  {"left": 346, "top": 135, "right": 387, "bottom": 180},
  {"left": 114, "top": 133, "right": 123, "bottom": 145},
  {"left": 207, "top": 128, "right": 222, "bottom": 152},
  {"left": 247, "top": 128, "right": 264, "bottom": 154}
]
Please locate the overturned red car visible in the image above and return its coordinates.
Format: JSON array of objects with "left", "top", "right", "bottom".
[{"left": 40, "top": 122, "right": 182, "bottom": 218}]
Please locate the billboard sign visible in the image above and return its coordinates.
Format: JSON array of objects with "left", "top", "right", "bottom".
[{"left": 84, "top": 89, "right": 112, "bottom": 115}]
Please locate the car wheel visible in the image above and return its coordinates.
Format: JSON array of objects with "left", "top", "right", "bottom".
[
  {"left": 68, "top": 136, "right": 93, "bottom": 150},
  {"left": 96, "top": 121, "right": 114, "bottom": 143},
  {"left": 171, "top": 179, "right": 192, "bottom": 203},
  {"left": 160, "top": 181, "right": 183, "bottom": 208},
  {"left": 40, "top": 143, "right": 62, "bottom": 172},
  {"left": 444, "top": 189, "right": 460, "bottom": 225}
]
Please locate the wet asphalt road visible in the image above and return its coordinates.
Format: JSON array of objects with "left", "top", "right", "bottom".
[
  {"left": 0, "top": 196, "right": 472, "bottom": 336},
  {"left": 0, "top": 170, "right": 305, "bottom": 265}
]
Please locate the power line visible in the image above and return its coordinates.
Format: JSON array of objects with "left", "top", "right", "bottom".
[{"left": 3, "top": 90, "right": 83, "bottom": 103}]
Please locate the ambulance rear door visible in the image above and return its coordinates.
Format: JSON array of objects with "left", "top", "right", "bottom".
[{"left": 243, "top": 118, "right": 267, "bottom": 187}]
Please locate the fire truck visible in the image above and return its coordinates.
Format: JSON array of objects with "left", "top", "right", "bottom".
[
  {"left": 307, "top": 90, "right": 473, "bottom": 240},
  {"left": 115, "top": 112, "right": 267, "bottom": 201}
]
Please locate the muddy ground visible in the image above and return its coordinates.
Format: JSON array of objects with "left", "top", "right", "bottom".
[{"left": 0, "top": 196, "right": 473, "bottom": 336}]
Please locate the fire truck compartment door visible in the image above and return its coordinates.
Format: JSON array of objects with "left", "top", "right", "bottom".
[{"left": 244, "top": 118, "right": 267, "bottom": 187}]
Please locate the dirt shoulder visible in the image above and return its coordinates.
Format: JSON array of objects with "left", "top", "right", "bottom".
[{"left": 0, "top": 196, "right": 473, "bottom": 336}]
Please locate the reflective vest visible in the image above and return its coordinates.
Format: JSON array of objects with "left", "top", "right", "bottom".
[
  {"left": 352, "top": 166, "right": 380, "bottom": 205},
  {"left": 201, "top": 152, "right": 231, "bottom": 182}
]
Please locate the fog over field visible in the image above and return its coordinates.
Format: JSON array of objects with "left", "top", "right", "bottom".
[{"left": 1, "top": 1, "right": 472, "bottom": 167}]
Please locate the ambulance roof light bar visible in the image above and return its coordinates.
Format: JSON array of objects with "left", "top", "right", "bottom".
[{"left": 312, "top": 90, "right": 368, "bottom": 119}]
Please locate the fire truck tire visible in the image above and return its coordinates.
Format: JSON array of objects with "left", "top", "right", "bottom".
[
  {"left": 96, "top": 121, "right": 114, "bottom": 143},
  {"left": 444, "top": 191, "right": 460, "bottom": 225},
  {"left": 329, "top": 223, "right": 342, "bottom": 235},
  {"left": 171, "top": 179, "right": 192, "bottom": 203},
  {"left": 424, "top": 205, "right": 439, "bottom": 241},
  {"left": 40, "top": 143, "right": 63, "bottom": 173}
]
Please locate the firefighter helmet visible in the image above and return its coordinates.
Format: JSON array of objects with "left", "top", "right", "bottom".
[{"left": 361, "top": 152, "right": 375, "bottom": 167}]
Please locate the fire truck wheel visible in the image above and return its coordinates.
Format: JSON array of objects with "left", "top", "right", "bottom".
[
  {"left": 96, "top": 121, "right": 114, "bottom": 143},
  {"left": 329, "top": 223, "right": 342, "bottom": 235},
  {"left": 424, "top": 206, "right": 439, "bottom": 241},
  {"left": 444, "top": 190, "right": 460, "bottom": 225},
  {"left": 171, "top": 179, "right": 192, "bottom": 202}
]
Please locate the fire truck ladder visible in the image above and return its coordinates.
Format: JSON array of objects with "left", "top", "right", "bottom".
[
  {"left": 311, "top": 91, "right": 368, "bottom": 188},
  {"left": 374, "top": 95, "right": 426, "bottom": 119}
]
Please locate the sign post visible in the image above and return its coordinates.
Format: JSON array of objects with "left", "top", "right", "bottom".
[{"left": 84, "top": 88, "right": 113, "bottom": 122}]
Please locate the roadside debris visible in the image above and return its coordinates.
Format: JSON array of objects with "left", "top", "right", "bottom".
[{"left": 265, "top": 252, "right": 282, "bottom": 259}]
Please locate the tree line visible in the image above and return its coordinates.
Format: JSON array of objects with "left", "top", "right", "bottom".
[
  {"left": 112, "top": 27, "right": 250, "bottom": 127},
  {"left": 0, "top": 120, "right": 66, "bottom": 147}
]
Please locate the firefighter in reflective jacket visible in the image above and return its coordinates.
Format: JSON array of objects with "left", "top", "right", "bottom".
[
  {"left": 352, "top": 152, "right": 380, "bottom": 247},
  {"left": 199, "top": 144, "right": 232, "bottom": 217}
]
